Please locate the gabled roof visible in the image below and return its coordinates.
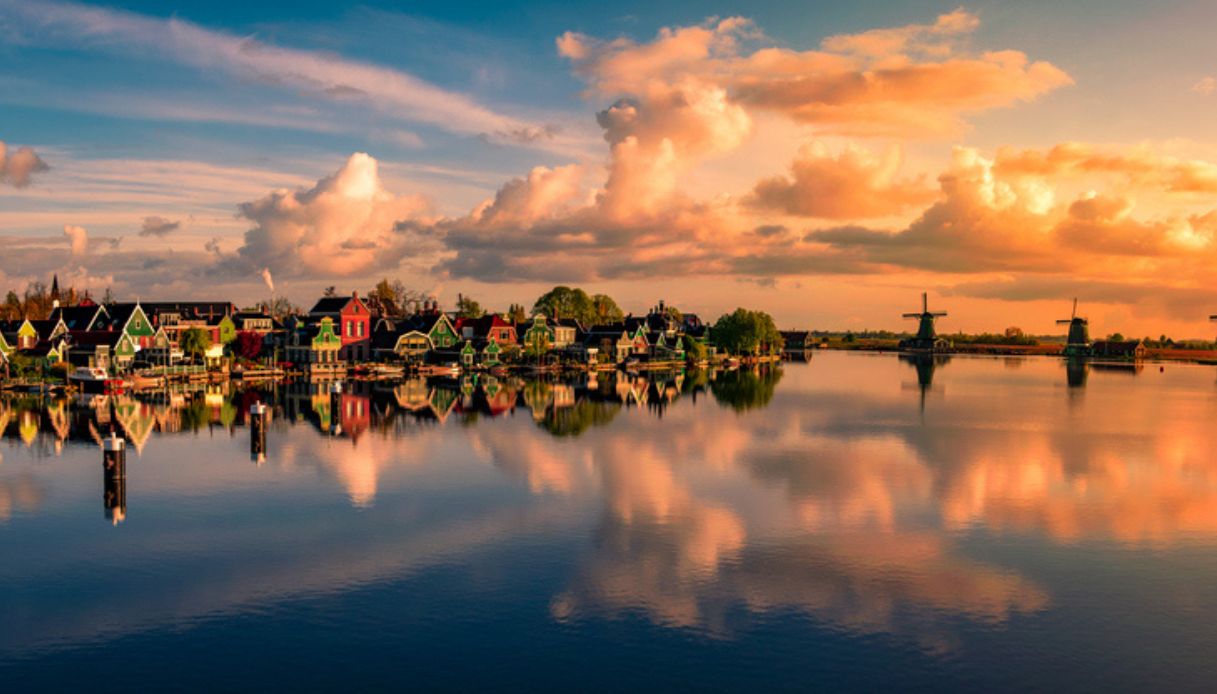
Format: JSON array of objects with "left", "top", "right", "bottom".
[
  {"left": 459, "top": 314, "right": 516, "bottom": 338},
  {"left": 308, "top": 293, "right": 368, "bottom": 317},
  {"left": 138, "top": 301, "right": 234, "bottom": 320},
  {"left": 66, "top": 330, "right": 124, "bottom": 348},
  {"left": 49, "top": 304, "right": 108, "bottom": 331}
]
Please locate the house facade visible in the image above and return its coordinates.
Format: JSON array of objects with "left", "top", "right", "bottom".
[{"left": 309, "top": 293, "right": 372, "bottom": 361}]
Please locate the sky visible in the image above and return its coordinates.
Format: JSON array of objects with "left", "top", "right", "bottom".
[{"left": 2, "top": 0, "right": 1216, "bottom": 337}]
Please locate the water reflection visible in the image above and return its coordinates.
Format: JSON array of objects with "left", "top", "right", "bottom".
[{"left": 1, "top": 354, "right": 1217, "bottom": 672}]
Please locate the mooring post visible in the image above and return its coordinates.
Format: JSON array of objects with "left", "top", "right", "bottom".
[
  {"left": 103, "top": 433, "right": 126, "bottom": 525},
  {"left": 250, "top": 402, "right": 268, "bottom": 463},
  {"left": 329, "top": 381, "right": 343, "bottom": 436}
]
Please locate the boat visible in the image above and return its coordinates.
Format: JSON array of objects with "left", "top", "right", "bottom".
[
  {"left": 128, "top": 372, "right": 166, "bottom": 390},
  {"left": 69, "top": 366, "right": 125, "bottom": 394}
]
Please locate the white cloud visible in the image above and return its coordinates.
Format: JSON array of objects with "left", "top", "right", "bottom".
[
  {"left": 0, "top": 140, "right": 49, "bottom": 188},
  {"left": 235, "top": 152, "right": 436, "bottom": 277},
  {"left": 2, "top": 0, "right": 552, "bottom": 144},
  {"left": 62, "top": 224, "right": 88, "bottom": 257}
]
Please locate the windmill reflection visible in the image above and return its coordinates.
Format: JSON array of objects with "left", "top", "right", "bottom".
[{"left": 900, "top": 353, "right": 950, "bottom": 413}]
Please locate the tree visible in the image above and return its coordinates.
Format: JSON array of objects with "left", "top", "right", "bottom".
[
  {"left": 2, "top": 291, "right": 20, "bottom": 320},
  {"left": 711, "top": 308, "right": 782, "bottom": 356},
  {"left": 507, "top": 303, "right": 527, "bottom": 323},
  {"left": 179, "top": 327, "right": 213, "bottom": 362},
  {"left": 683, "top": 335, "right": 708, "bottom": 362},
  {"left": 532, "top": 286, "right": 598, "bottom": 324},
  {"left": 455, "top": 293, "right": 485, "bottom": 319},
  {"left": 262, "top": 296, "right": 299, "bottom": 321},
  {"left": 1108, "top": 332, "right": 1125, "bottom": 341},
  {"left": 102, "top": 287, "right": 115, "bottom": 305},
  {"left": 368, "top": 278, "right": 422, "bottom": 317},
  {"left": 23, "top": 281, "right": 50, "bottom": 319},
  {"left": 591, "top": 294, "right": 624, "bottom": 323},
  {"left": 323, "top": 286, "right": 337, "bottom": 298},
  {"left": 234, "top": 331, "right": 263, "bottom": 361}
]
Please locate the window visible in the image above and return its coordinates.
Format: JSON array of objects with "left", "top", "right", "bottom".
[
  {"left": 345, "top": 321, "right": 352, "bottom": 337},
  {"left": 357, "top": 322, "right": 364, "bottom": 337}
]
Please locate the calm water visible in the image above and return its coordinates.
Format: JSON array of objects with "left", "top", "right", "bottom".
[{"left": 2, "top": 352, "right": 1217, "bottom": 691}]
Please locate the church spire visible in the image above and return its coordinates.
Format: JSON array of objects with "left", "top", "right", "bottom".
[{"left": 51, "top": 274, "right": 60, "bottom": 301}]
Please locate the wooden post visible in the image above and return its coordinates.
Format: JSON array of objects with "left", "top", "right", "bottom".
[
  {"left": 250, "top": 402, "right": 268, "bottom": 463},
  {"left": 103, "top": 434, "right": 126, "bottom": 525},
  {"left": 329, "top": 381, "right": 343, "bottom": 436}
]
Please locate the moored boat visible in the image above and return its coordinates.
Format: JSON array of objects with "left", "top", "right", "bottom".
[{"left": 69, "top": 366, "right": 125, "bottom": 394}]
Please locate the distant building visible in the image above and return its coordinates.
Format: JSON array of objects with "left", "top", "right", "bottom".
[{"left": 1091, "top": 340, "right": 1146, "bottom": 360}]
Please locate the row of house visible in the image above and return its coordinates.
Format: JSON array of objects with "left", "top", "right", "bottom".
[
  {"left": 0, "top": 298, "right": 252, "bottom": 373},
  {"left": 1, "top": 290, "right": 715, "bottom": 377}
]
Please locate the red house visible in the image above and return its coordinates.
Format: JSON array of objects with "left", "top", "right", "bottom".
[
  {"left": 309, "top": 291, "right": 372, "bottom": 361},
  {"left": 455, "top": 314, "right": 518, "bottom": 344}
]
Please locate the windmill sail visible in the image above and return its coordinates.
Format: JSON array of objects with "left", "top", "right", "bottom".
[
  {"left": 900, "top": 293, "right": 949, "bottom": 352},
  {"left": 1059, "top": 298, "right": 1091, "bottom": 357}
]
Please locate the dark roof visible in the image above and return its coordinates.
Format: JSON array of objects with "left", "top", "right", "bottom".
[
  {"left": 66, "top": 330, "right": 123, "bottom": 348},
  {"left": 28, "top": 319, "right": 63, "bottom": 339},
  {"left": 135, "top": 301, "right": 234, "bottom": 320},
  {"left": 309, "top": 297, "right": 352, "bottom": 315},
  {"left": 49, "top": 304, "right": 106, "bottom": 331},
  {"left": 459, "top": 314, "right": 516, "bottom": 338}
]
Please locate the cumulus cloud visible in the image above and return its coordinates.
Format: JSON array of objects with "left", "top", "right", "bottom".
[
  {"left": 235, "top": 152, "right": 434, "bottom": 277},
  {"left": 803, "top": 143, "right": 1217, "bottom": 288},
  {"left": 747, "top": 142, "right": 935, "bottom": 218},
  {"left": 139, "top": 215, "right": 181, "bottom": 236},
  {"left": 993, "top": 142, "right": 1217, "bottom": 193},
  {"left": 559, "top": 10, "right": 1071, "bottom": 138},
  {"left": 0, "top": 140, "right": 50, "bottom": 188},
  {"left": 62, "top": 224, "right": 88, "bottom": 258}
]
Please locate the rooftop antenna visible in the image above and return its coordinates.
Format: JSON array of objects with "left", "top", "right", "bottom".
[{"left": 1058, "top": 298, "right": 1092, "bottom": 357}]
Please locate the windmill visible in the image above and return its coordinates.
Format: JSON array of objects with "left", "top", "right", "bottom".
[
  {"left": 900, "top": 292, "right": 948, "bottom": 352},
  {"left": 1058, "top": 298, "right": 1092, "bottom": 357}
]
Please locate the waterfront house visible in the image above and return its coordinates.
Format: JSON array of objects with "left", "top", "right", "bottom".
[
  {"left": 457, "top": 314, "right": 518, "bottom": 345},
  {"left": 286, "top": 316, "right": 345, "bottom": 377},
  {"left": 1091, "top": 339, "right": 1147, "bottom": 360},
  {"left": 458, "top": 338, "right": 503, "bottom": 367},
  {"left": 581, "top": 326, "right": 634, "bottom": 363},
  {"left": 372, "top": 322, "right": 434, "bottom": 363},
  {"left": 49, "top": 303, "right": 109, "bottom": 332},
  {"left": 64, "top": 330, "right": 124, "bottom": 370},
  {"left": 308, "top": 292, "right": 372, "bottom": 362},
  {"left": 780, "top": 331, "right": 815, "bottom": 360},
  {"left": 97, "top": 302, "right": 157, "bottom": 349},
  {"left": 516, "top": 314, "right": 556, "bottom": 354}
]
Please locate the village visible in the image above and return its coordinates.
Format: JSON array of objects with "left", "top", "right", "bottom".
[
  {"left": 1, "top": 275, "right": 1215, "bottom": 392},
  {"left": 0, "top": 276, "right": 792, "bottom": 391}
]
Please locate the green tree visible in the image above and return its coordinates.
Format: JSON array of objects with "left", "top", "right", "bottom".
[
  {"left": 179, "top": 327, "right": 213, "bottom": 362},
  {"left": 683, "top": 335, "right": 708, "bottom": 362},
  {"left": 455, "top": 293, "right": 485, "bottom": 319},
  {"left": 507, "top": 303, "right": 527, "bottom": 323},
  {"left": 711, "top": 308, "right": 782, "bottom": 356},
  {"left": 2, "top": 291, "right": 20, "bottom": 320},
  {"left": 591, "top": 293, "right": 625, "bottom": 323},
  {"left": 533, "top": 286, "right": 595, "bottom": 324}
]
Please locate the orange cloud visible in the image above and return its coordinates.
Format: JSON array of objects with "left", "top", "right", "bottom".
[
  {"left": 562, "top": 11, "right": 1071, "bottom": 138},
  {"left": 748, "top": 142, "right": 935, "bottom": 219}
]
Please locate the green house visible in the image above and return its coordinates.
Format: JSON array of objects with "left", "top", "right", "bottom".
[{"left": 428, "top": 314, "right": 459, "bottom": 349}]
